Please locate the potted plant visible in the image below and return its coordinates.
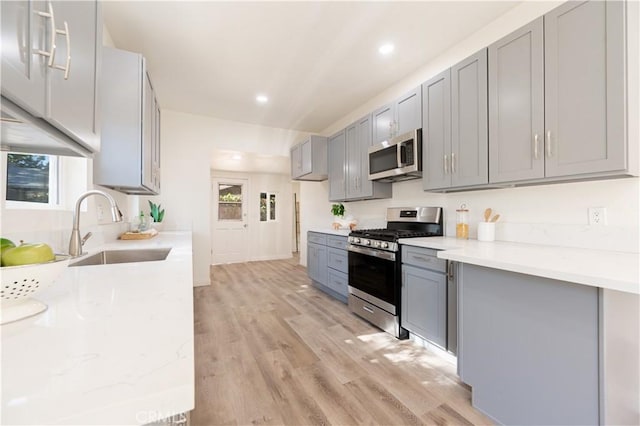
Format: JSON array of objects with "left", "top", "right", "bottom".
[
  {"left": 149, "top": 201, "right": 165, "bottom": 230},
  {"left": 331, "top": 203, "right": 357, "bottom": 230}
]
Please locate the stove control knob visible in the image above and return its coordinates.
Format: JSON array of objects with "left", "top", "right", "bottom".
[
  {"left": 364, "top": 239, "right": 371, "bottom": 246},
  {"left": 354, "top": 238, "right": 361, "bottom": 244},
  {"left": 374, "top": 241, "right": 381, "bottom": 248},
  {"left": 382, "top": 242, "right": 389, "bottom": 249}
]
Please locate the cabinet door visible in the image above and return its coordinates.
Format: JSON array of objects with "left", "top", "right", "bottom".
[
  {"left": 307, "top": 242, "right": 327, "bottom": 286},
  {"left": 489, "top": 18, "right": 544, "bottom": 183},
  {"left": 544, "top": 0, "right": 625, "bottom": 177},
  {"left": 451, "top": 49, "right": 489, "bottom": 188},
  {"left": 328, "top": 131, "right": 346, "bottom": 201},
  {"left": 396, "top": 86, "right": 422, "bottom": 135},
  {"left": 372, "top": 102, "right": 394, "bottom": 144},
  {"left": 154, "top": 100, "right": 161, "bottom": 192},
  {"left": 356, "top": 114, "right": 375, "bottom": 198},
  {"left": 422, "top": 69, "right": 452, "bottom": 191},
  {"left": 1, "top": 0, "right": 47, "bottom": 116},
  {"left": 300, "top": 138, "right": 313, "bottom": 175},
  {"left": 290, "top": 145, "right": 302, "bottom": 178},
  {"left": 142, "top": 71, "right": 155, "bottom": 192},
  {"left": 401, "top": 265, "right": 446, "bottom": 348},
  {"left": 47, "top": 0, "right": 100, "bottom": 152},
  {"left": 344, "top": 123, "right": 360, "bottom": 199}
]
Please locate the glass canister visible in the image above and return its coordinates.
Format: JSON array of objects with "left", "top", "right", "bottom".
[{"left": 456, "top": 204, "right": 469, "bottom": 239}]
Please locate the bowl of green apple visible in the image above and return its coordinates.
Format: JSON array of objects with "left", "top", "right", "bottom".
[{"left": 1, "top": 238, "right": 70, "bottom": 325}]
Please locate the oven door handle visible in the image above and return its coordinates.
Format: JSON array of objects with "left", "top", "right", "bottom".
[{"left": 348, "top": 244, "right": 396, "bottom": 261}]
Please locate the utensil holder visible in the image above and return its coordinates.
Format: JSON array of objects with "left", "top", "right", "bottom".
[{"left": 477, "top": 222, "right": 496, "bottom": 242}]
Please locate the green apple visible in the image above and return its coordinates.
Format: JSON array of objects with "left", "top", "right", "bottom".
[
  {"left": 1, "top": 242, "right": 55, "bottom": 267},
  {"left": 0, "top": 237, "right": 16, "bottom": 255}
]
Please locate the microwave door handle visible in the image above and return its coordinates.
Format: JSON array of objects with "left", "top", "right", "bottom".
[{"left": 397, "top": 143, "right": 406, "bottom": 167}]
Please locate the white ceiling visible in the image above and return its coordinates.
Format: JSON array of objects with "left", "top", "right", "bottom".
[{"left": 103, "top": 1, "right": 521, "bottom": 134}]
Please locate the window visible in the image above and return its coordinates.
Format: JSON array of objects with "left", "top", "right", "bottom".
[
  {"left": 5, "top": 153, "right": 59, "bottom": 205},
  {"left": 260, "top": 192, "right": 276, "bottom": 222},
  {"left": 218, "top": 183, "right": 243, "bottom": 221}
]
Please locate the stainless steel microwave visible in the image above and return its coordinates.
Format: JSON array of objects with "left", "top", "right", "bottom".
[{"left": 368, "top": 129, "right": 422, "bottom": 182}]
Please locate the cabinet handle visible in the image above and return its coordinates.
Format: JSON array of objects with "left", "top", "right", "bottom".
[
  {"left": 444, "top": 155, "right": 448, "bottom": 174},
  {"left": 448, "top": 261, "right": 454, "bottom": 280},
  {"left": 51, "top": 21, "right": 71, "bottom": 79},
  {"left": 451, "top": 152, "right": 456, "bottom": 174},
  {"left": 33, "top": 2, "right": 56, "bottom": 67},
  {"left": 546, "top": 130, "right": 552, "bottom": 158},
  {"left": 533, "top": 134, "right": 539, "bottom": 160}
]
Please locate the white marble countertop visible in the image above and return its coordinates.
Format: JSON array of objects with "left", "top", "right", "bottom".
[
  {"left": 309, "top": 228, "right": 351, "bottom": 237},
  {"left": 1, "top": 231, "right": 195, "bottom": 425},
  {"left": 399, "top": 237, "right": 639, "bottom": 295}
]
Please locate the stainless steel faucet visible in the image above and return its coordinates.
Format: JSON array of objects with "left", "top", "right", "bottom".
[{"left": 69, "top": 190, "right": 123, "bottom": 257}]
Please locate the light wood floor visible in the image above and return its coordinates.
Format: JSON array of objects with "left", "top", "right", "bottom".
[{"left": 192, "top": 256, "right": 493, "bottom": 426}]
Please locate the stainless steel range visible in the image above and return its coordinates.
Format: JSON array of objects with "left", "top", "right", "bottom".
[{"left": 347, "top": 207, "right": 443, "bottom": 339}]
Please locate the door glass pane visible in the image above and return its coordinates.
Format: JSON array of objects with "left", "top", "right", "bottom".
[
  {"left": 269, "top": 194, "right": 276, "bottom": 220},
  {"left": 259, "top": 192, "right": 267, "bottom": 221},
  {"left": 218, "top": 184, "right": 242, "bottom": 220},
  {"left": 6, "top": 154, "right": 51, "bottom": 203}
]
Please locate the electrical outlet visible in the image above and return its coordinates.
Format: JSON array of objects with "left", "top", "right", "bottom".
[
  {"left": 97, "top": 204, "right": 105, "bottom": 221},
  {"left": 588, "top": 207, "right": 607, "bottom": 226}
]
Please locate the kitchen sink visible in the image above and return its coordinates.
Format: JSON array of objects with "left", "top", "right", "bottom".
[{"left": 70, "top": 248, "right": 171, "bottom": 267}]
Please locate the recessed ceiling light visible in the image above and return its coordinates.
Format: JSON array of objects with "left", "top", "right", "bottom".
[
  {"left": 231, "top": 154, "right": 242, "bottom": 160},
  {"left": 256, "top": 94, "right": 268, "bottom": 104},
  {"left": 378, "top": 43, "right": 395, "bottom": 55}
]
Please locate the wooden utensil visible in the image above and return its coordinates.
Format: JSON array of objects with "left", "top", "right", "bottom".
[
  {"left": 484, "top": 208, "right": 492, "bottom": 222},
  {"left": 490, "top": 214, "right": 500, "bottom": 223}
]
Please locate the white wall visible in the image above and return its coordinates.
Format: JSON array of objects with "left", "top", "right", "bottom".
[{"left": 160, "top": 110, "right": 309, "bottom": 286}]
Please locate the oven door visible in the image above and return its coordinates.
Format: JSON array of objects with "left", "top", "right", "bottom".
[{"left": 348, "top": 245, "right": 399, "bottom": 314}]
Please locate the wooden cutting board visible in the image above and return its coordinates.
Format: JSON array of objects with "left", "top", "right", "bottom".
[{"left": 119, "top": 230, "right": 158, "bottom": 240}]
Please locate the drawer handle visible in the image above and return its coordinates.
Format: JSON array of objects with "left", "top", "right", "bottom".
[
  {"left": 411, "top": 255, "right": 431, "bottom": 262},
  {"left": 362, "top": 305, "right": 374, "bottom": 314}
]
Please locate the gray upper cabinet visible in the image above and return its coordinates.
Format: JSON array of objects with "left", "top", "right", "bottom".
[
  {"left": 544, "top": 0, "right": 626, "bottom": 178},
  {"left": 330, "top": 115, "right": 392, "bottom": 202},
  {"left": 328, "top": 130, "right": 346, "bottom": 201},
  {"left": 94, "top": 47, "right": 161, "bottom": 195},
  {"left": 396, "top": 87, "right": 422, "bottom": 136},
  {"left": 489, "top": 1, "right": 629, "bottom": 184},
  {"left": 451, "top": 49, "right": 489, "bottom": 188},
  {"left": 422, "top": 50, "right": 488, "bottom": 191},
  {"left": 0, "top": 0, "right": 101, "bottom": 156},
  {"left": 344, "top": 123, "right": 359, "bottom": 199},
  {"left": 290, "top": 135, "right": 328, "bottom": 181},
  {"left": 489, "top": 18, "right": 544, "bottom": 183},
  {"left": 422, "top": 69, "right": 452, "bottom": 191},
  {"left": 372, "top": 103, "right": 395, "bottom": 145},
  {"left": 372, "top": 86, "right": 422, "bottom": 144}
]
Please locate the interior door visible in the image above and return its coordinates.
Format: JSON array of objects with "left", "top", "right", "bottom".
[{"left": 212, "top": 178, "right": 249, "bottom": 264}]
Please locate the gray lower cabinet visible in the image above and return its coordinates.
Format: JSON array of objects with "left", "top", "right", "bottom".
[
  {"left": 0, "top": 0, "right": 101, "bottom": 156},
  {"left": 422, "top": 49, "right": 488, "bottom": 191},
  {"left": 401, "top": 265, "right": 446, "bottom": 348},
  {"left": 490, "top": 1, "right": 628, "bottom": 184},
  {"left": 400, "top": 246, "right": 449, "bottom": 349},
  {"left": 307, "top": 232, "right": 348, "bottom": 303},
  {"left": 94, "top": 47, "right": 161, "bottom": 194},
  {"left": 291, "top": 135, "right": 328, "bottom": 181},
  {"left": 329, "top": 115, "right": 392, "bottom": 202},
  {"left": 458, "top": 263, "right": 599, "bottom": 425},
  {"left": 372, "top": 86, "right": 422, "bottom": 144}
]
